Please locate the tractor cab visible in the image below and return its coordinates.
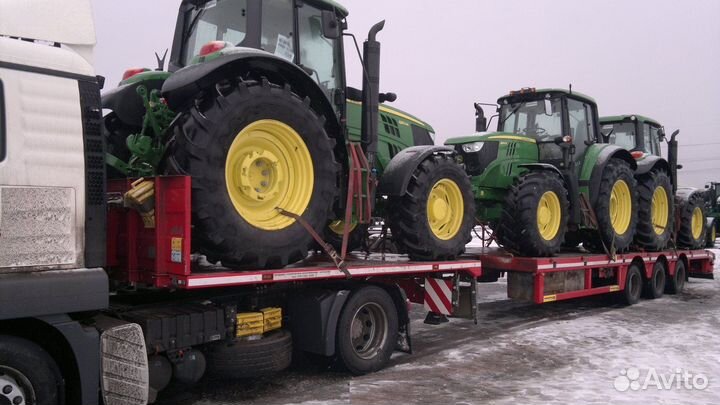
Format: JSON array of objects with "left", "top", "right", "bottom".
[{"left": 600, "top": 115, "right": 664, "bottom": 157}]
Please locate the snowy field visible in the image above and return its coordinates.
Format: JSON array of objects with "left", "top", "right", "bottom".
[{"left": 158, "top": 247, "right": 720, "bottom": 405}]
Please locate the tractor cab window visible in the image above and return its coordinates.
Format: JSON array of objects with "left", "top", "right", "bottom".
[
  {"left": 644, "top": 124, "right": 661, "bottom": 155},
  {"left": 604, "top": 122, "right": 636, "bottom": 150},
  {"left": 498, "top": 98, "right": 562, "bottom": 140},
  {"left": 566, "top": 98, "right": 595, "bottom": 159},
  {"left": 297, "top": 4, "right": 342, "bottom": 103},
  {"left": 261, "top": 0, "right": 294, "bottom": 60},
  {"left": 182, "top": 0, "right": 249, "bottom": 65}
]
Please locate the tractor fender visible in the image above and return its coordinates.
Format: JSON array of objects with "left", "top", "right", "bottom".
[
  {"left": 676, "top": 187, "right": 703, "bottom": 203},
  {"left": 635, "top": 154, "right": 670, "bottom": 177},
  {"left": 377, "top": 145, "right": 455, "bottom": 196},
  {"left": 102, "top": 75, "right": 168, "bottom": 127},
  {"left": 161, "top": 48, "right": 340, "bottom": 136},
  {"left": 585, "top": 145, "right": 637, "bottom": 205},
  {"left": 517, "top": 163, "right": 564, "bottom": 179}
]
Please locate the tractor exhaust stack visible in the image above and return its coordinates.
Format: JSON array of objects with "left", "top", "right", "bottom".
[
  {"left": 360, "top": 20, "right": 385, "bottom": 170},
  {"left": 668, "top": 129, "right": 680, "bottom": 194}
]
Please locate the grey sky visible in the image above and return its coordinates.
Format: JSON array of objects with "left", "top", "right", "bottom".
[{"left": 93, "top": 0, "right": 720, "bottom": 187}]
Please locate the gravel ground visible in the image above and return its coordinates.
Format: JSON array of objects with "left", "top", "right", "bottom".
[{"left": 157, "top": 249, "right": 720, "bottom": 405}]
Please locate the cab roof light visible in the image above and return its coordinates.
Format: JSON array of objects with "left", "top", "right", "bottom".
[
  {"left": 199, "top": 40, "right": 228, "bottom": 57},
  {"left": 121, "top": 67, "right": 150, "bottom": 81},
  {"left": 509, "top": 87, "right": 536, "bottom": 96}
]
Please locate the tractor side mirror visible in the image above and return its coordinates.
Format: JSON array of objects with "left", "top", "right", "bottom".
[
  {"left": 474, "top": 103, "right": 488, "bottom": 132},
  {"left": 321, "top": 10, "right": 342, "bottom": 39},
  {"left": 379, "top": 92, "right": 397, "bottom": 103},
  {"left": 601, "top": 128, "right": 614, "bottom": 143},
  {"left": 658, "top": 128, "right": 666, "bottom": 141}
]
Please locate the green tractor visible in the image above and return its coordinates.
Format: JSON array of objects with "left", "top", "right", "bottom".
[
  {"left": 101, "top": 0, "right": 474, "bottom": 268},
  {"left": 600, "top": 115, "right": 708, "bottom": 249},
  {"left": 445, "top": 88, "right": 639, "bottom": 257},
  {"left": 702, "top": 182, "right": 719, "bottom": 248}
]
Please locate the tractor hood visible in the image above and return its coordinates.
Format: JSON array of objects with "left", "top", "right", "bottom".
[{"left": 445, "top": 132, "right": 537, "bottom": 146}]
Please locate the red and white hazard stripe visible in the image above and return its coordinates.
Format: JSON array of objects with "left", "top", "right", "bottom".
[{"left": 424, "top": 277, "right": 453, "bottom": 315}]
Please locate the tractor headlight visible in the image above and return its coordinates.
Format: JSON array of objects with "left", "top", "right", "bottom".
[{"left": 462, "top": 142, "right": 484, "bottom": 153}]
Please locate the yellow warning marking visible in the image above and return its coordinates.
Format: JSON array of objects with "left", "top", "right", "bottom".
[
  {"left": 543, "top": 294, "right": 557, "bottom": 303},
  {"left": 609, "top": 285, "right": 620, "bottom": 292}
]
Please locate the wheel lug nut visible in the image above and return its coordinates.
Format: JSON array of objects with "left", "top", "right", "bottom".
[
  {"left": 260, "top": 181, "right": 268, "bottom": 187},
  {"left": 2, "top": 385, "right": 11, "bottom": 394},
  {"left": 13, "top": 396, "right": 22, "bottom": 405}
]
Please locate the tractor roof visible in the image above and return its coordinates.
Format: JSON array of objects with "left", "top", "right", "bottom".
[
  {"left": 498, "top": 88, "right": 597, "bottom": 106},
  {"left": 182, "top": 0, "right": 349, "bottom": 17},
  {"left": 600, "top": 115, "right": 662, "bottom": 127}
]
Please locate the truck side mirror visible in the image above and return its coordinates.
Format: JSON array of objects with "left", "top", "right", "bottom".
[{"left": 321, "top": 10, "right": 342, "bottom": 39}]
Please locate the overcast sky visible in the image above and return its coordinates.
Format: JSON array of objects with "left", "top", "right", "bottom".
[{"left": 93, "top": 0, "right": 720, "bottom": 187}]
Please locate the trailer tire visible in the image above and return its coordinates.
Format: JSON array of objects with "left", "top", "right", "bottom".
[
  {"left": 496, "top": 171, "right": 569, "bottom": 256},
  {"left": 622, "top": 264, "right": 643, "bottom": 305},
  {"left": 591, "top": 159, "right": 638, "bottom": 253},
  {"left": 204, "top": 330, "right": 292, "bottom": 379},
  {"left": 388, "top": 154, "right": 475, "bottom": 260},
  {"left": 635, "top": 170, "right": 674, "bottom": 251},
  {"left": 0, "top": 335, "right": 63, "bottom": 405},
  {"left": 677, "top": 193, "right": 706, "bottom": 249},
  {"left": 666, "top": 260, "right": 687, "bottom": 294},
  {"left": 336, "top": 286, "right": 398, "bottom": 375},
  {"left": 168, "top": 79, "right": 338, "bottom": 268},
  {"left": 643, "top": 261, "right": 666, "bottom": 299}
]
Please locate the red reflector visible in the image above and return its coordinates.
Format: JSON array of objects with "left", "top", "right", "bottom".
[
  {"left": 199, "top": 41, "right": 227, "bottom": 57},
  {"left": 121, "top": 67, "right": 148, "bottom": 81},
  {"left": 631, "top": 151, "right": 645, "bottom": 159}
]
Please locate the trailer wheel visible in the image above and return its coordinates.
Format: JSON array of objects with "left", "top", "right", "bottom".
[
  {"left": 635, "top": 170, "right": 674, "bottom": 251},
  {"left": 677, "top": 194, "right": 706, "bottom": 249},
  {"left": 204, "top": 330, "right": 292, "bottom": 379},
  {"left": 643, "top": 261, "right": 666, "bottom": 299},
  {"left": 0, "top": 335, "right": 62, "bottom": 405},
  {"left": 336, "top": 286, "right": 398, "bottom": 375},
  {"left": 666, "top": 260, "right": 687, "bottom": 294},
  {"left": 169, "top": 79, "right": 338, "bottom": 268},
  {"left": 388, "top": 154, "right": 475, "bottom": 260},
  {"left": 591, "top": 159, "right": 638, "bottom": 253},
  {"left": 496, "top": 171, "right": 569, "bottom": 256},
  {"left": 621, "top": 264, "right": 643, "bottom": 305}
]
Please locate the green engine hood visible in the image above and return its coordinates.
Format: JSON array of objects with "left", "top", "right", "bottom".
[{"left": 444, "top": 132, "right": 538, "bottom": 146}]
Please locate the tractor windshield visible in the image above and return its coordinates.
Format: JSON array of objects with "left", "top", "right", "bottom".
[
  {"left": 182, "top": 0, "right": 249, "bottom": 65},
  {"left": 604, "top": 122, "right": 636, "bottom": 150},
  {"left": 498, "top": 98, "right": 562, "bottom": 140}
]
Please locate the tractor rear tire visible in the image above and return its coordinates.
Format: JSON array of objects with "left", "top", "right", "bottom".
[
  {"left": 635, "top": 170, "right": 674, "bottom": 251},
  {"left": 590, "top": 158, "right": 638, "bottom": 253},
  {"left": 677, "top": 193, "right": 706, "bottom": 249},
  {"left": 168, "top": 79, "right": 338, "bottom": 268},
  {"left": 388, "top": 154, "right": 475, "bottom": 260},
  {"left": 496, "top": 171, "right": 569, "bottom": 256}
]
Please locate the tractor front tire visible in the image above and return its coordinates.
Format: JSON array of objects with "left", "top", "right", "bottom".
[
  {"left": 706, "top": 220, "right": 717, "bottom": 248},
  {"left": 635, "top": 170, "right": 674, "bottom": 251},
  {"left": 388, "top": 154, "right": 475, "bottom": 260},
  {"left": 590, "top": 158, "right": 638, "bottom": 253},
  {"left": 168, "top": 79, "right": 338, "bottom": 268},
  {"left": 677, "top": 193, "right": 706, "bottom": 249},
  {"left": 496, "top": 171, "right": 569, "bottom": 256}
]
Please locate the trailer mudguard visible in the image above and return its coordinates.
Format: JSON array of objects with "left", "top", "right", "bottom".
[
  {"left": 377, "top": 145, "right": 455, "bottom": 196},
  {"left": 635, "top": 154, "right": 670, "bottom": 177},
  {"left": 101, "top": 73, "right": 169, "bottom": 127},
  {"left": 160, "top": 48, "right": 340, "bottom": 136},
  {"left": 581, "top": 144, "right": 637, "bottom": 205},
  {"left": 286, "top": 289, "right": 350, "bottom": 356}
]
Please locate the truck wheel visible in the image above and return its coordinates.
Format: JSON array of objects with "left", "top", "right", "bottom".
[
  {"left": 705, "top": 220, "right": 716, "bottom": 248},
  {"left": 388, "top": 154, "right": 475, "bottom": 260},
  {"left": 622, "top": 264, "right": 643, "bottom": 305},
  {"left": 643, "top": 261, "right": 666, "bottom": 299},
  {"left": 169, "top": 80, "right": 338, "bottom": 268},
  {"left": 635, "top": 170, "right": 674, "bottom": 251},
  {"left": 0, "top": 335, "right": 62, "bottom": 405},
  {"left": 665, "top": 260, "right": 687, "bottom": 294},
  {"left": 336, "top": 286, "right": 398, "bottom": 375},
  {"left": 496, "top": 171, "right": 569, "bottom": 256},
  {"left": 592, "top": 158, "right": 638, "bottom": 253},
  {"left": 204, "top": 330, "right": 293, "bottom": 379},
  {"left": 677, "top": 194, "right": 706, "bottom": 249}
]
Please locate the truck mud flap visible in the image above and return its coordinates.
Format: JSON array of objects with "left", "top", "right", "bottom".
[{"left": 99, "top": 322, "right": 149, "bottom": 405}]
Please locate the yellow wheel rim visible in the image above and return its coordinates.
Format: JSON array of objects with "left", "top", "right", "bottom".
[
  {"left": 537, "top": 191, "right": 562, "bottom": 241},
  {"left": 609, "top": 180, "right": 632, "bottom": 235},
  {"left": 225, "top": 119, "right": 314, "bottom": 230},
  {"left": 651, "top": 186, "right": 669, "bottom": 235},
  {"left": 712, "top": 226, "right": 717, "bottom": 241},
  {"left": 427, "top": 178, "right": 464, "bottom": 240},
  {"left": 691, "top": 207, "right": 703, "bottom": 240},
  {"left": 328, "top": 219, "right": 357, "bottom": 235}
]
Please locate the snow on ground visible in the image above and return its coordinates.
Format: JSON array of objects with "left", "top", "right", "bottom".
[{"left": 158, "top": 248, "right": 720, "bottom": 405}]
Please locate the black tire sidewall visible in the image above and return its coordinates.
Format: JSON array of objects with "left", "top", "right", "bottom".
[
  {"left": 204, "top": 330, "right": 293, "bottom": 379},
  {"left": 635, "top": 171, "right": 674, "bottom": 251},
  {"left": 0, "top": 335, "right": 62, "bottom": 405},
  {"left": 593, "top": 159, "right": 638, "bottom": 252},
  {"left": 336, "top": 286, "right": 399, "bottom": 375},
  {"left": 624, "top": 265, "right": 642, "bottom": 305},
  {"left": 677, "top": 194, "right": 706, "bottom": 249}
]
